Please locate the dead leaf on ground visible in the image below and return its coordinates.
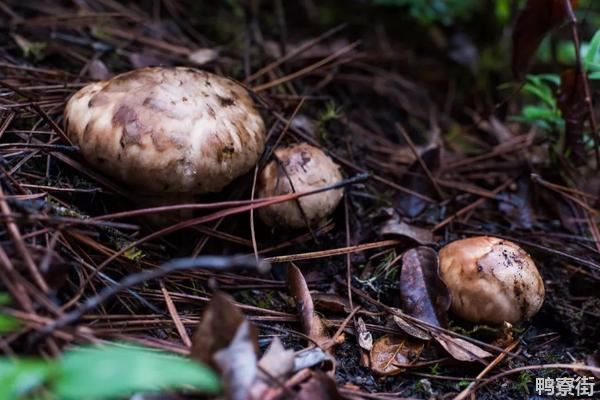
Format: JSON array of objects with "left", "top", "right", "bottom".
[
  {"left": 295, "top": 371, "right": 348, "bottom": 400},
  {"left": 370, "top": 335, "right": 424, "bottom": 375},
  {"left": 294, "top": 347, "right": 335, "bottom": 373},
  {"left": 587, "top": 352, "right": 600, "bottom": 379},
  {"left": 395, "top": 146, "right": 440, "bottom": 218},
  {"left": 258, "top": 337, "right": 295, "bottom": 380},
  {"left": 400, "top": 247, "right": 450, "bottom": 328},
  {"left": 188, "top": 48, "right": 219, "bottom": 65},
  {"left": 252, "top": 339, "right": 335, "bottom": 399},
  {"left": 129, "top": 52, "right": 168, "bottom": 68},
  {"left": 512, "top": 0, "right": 578, "bottom": 77},
  {"left": 214, "top": 320, "right": 258, "bottom": 400},
  {"left": 356, "top": 317, "right": 373, "bottom": 351},
  {"left": 498, "top": 175, "right": 535, "bottom": 229},
  {"left": 287, "top": 264, "right": 331, "bottom": 347},
  {"left": 88, "top": 59, "right": 112, "bottom": 80},
  {"left": 391, "top": 311, "right": 432, "bottom": 341},
  {"left": 312, "top": 292, "right": 351, "bottom": 314},
  {"left": 431, "top": 332, "right": 492, "bottom": 362},
  {"left": 448, "top": 33, "right": 479, "bottom": 73},
  {"left": 191, "top": 291, "right": 258, "bottom": 368},
  {"left": 380, "top": 213, "right": 434, "bottom": 245}
]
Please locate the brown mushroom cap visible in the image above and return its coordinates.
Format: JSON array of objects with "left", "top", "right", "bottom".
[
  {"left": 64, "top": 67, "right": 265, "bottom": 194},
  {"left": 438, "top": 236, "right": 545, "bottom": 324},
  {"left": 257, "top": 143, "right": 343, "bottom": 229}
]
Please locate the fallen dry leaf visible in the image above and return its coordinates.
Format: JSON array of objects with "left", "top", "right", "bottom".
[
  {"left": 188, "top": 48, "right": 219, "bottom": 65},
  {"left": 498, "top": 176, "right": 535, "bottom": 229},
  {"left": 432, "top": 332, "right": 492, "bottom": 362},
  {"left": 88, "top": 59, "right": 112, "bottom": 80},
  {"left": 380, "top": 217, "right": 434, "bottom": 245},
  {"left": 356, "top": 317, "right": 373, "bottom": 351},
  {"left": 391, "top": 312, "right": 432, "bottom": 341},
  {"left": 258, "top": 337, "right": 295, "bottom": 380},
  {"left": 295, "top": 371, "right": 348, "bottom": 400},
  {"left": 370, "top": 335, "right": 424, "bottom": 375},
  {"left": 191, "top": 291, "right": 258, "bottom": 368},
  {"left": 128, "top": 52, "right": 167, "bottom": 68},
  {"left": 287, "top": 264, "right": 331, "bottom": 347},
  {"left": 294, "top": 347, "right": 335, "bottom": 372},
  {"left": 587, "top": 352, "right": 600, "bottom": 379},
  {"left": 312, "top": 292, "right": 351, "bottom": 314},
  {"left": 214, "top": 320, "right": 258, "bottom": 400},
  {"left": 400, "top": 247, "right": 450, "bottom": 328},
  {"left": 396, "top": 146, "right": 440, "bottom": 218}
]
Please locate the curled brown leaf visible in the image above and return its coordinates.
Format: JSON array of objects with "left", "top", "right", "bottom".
[
  {"left": 400, "top": 247, "right": 450, "bottom": 328},
  {"left": 191, "top": 291, "right": 258, "bottom": 368},
  {"left": 432, "top": 332, "right": 492, "bottom": 362},
  {"left": 370, "top": 335, "right": 424, "bottom": 375},
  {"left": 287, "top": 264, "right": 331, "bottom": 347}
]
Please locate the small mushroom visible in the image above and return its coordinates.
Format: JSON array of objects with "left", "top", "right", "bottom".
[
  {"left": 438, "top": 236, "right": 544, "bottom": 324},
  {"left": 256, "top": 143, "right": 343, "bottom": 229},
  {"left": 64, "top": 67, "right": 265, "bottom": 199}
]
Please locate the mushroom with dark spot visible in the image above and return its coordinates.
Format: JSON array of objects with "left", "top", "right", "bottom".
[
  {"left": 438, "top": 236, "right": 545, "bottom": 324},
  {"left": 63, "top": 66, "right": 266, "bottom": 215},
  {"left": 256, "top": 143, "right": 343, "bottom": 229}
]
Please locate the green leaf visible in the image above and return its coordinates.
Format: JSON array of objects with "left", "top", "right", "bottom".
[
  {"left": 521, "top": 105, "right": 560, "bottom": 122},
  {"left": 55, "top": 343, "right": 221, "bottom": 399},
  {"left": 589, "top": 71, "right": 600, "bottom": 80},
  {"left": 0, "top": 315, "right": 20, "bottom": 333},
  {"left": 0, "top": 294, "right": 11, "bottom": 305},
  {"left": 522, "top": 81, "right": 556, "bottom": 109},
  {"left": 587, "top": 62, "right": 600, "bottom": 72},
  {"left": 0, "top": 359, "right": 54, "bottom": 399},
  {"left": 585, "top": 29, "right": 600, "bottom": 66},
  {"left": 536, "top": 74, "right": 560, "bottom": 86}
]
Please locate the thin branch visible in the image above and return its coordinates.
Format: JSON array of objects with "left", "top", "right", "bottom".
[{"left": 30, "top": 255, "right": 267, "bottom": 345}]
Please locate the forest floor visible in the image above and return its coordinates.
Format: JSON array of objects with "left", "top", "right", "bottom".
[{"left": 1, "top": 1, "right": 599, "bottom": 399}]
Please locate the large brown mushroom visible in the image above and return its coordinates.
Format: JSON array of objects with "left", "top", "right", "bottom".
[
  {"left": 256, "top": 143, "right": 343, "bottom": 229},
  {"left": 64, "top": 67, "right": 265, "bottom": 200},
  {"left": 438, "top": 236, "right": 545, "bottom": 324}
]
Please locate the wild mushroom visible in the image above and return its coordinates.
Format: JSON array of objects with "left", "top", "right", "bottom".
[
  {"left": 64, "top": 67, "right": 265, "bottom": 207},
  {"left": 438, "top": 236, "right": 544, "bottom": 324},
  {"left": 256, "top": 143, "right": 343, "bottom": 229}
]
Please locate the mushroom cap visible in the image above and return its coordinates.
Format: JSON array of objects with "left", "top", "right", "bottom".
[
  {"left": 438, "top": 236, "right": 545, "bottom": 324},
  {"left": 64, "top": 67, "right": 265, "bottom": 194},
  {"left": 257, "top": 143, "right": 343, "bottom": 229}
]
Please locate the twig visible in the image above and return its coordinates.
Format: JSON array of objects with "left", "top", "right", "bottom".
[
  {"left": 160, "top": 281, "right": 192, "bottom": 347},
  {"left": 29, "top": 255, "right": 266, "bottom": 345},
  {"left": 264, "top": 239, "right": 401, "bottom": 264},
  {"left": 396, "top": 123, "right": 444, "bottom": 199},
  {"left": 245, "top": 24, "right": 346, "bottom": 83},
  {"left": 0, "top": 185, "right": 49, "bottom": 292},
  {"left": 453, "top": 340, "right": 520, "bottom": 400},
  {"left": 252, "top": 41, "right": 360, "bottom": 92}
]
